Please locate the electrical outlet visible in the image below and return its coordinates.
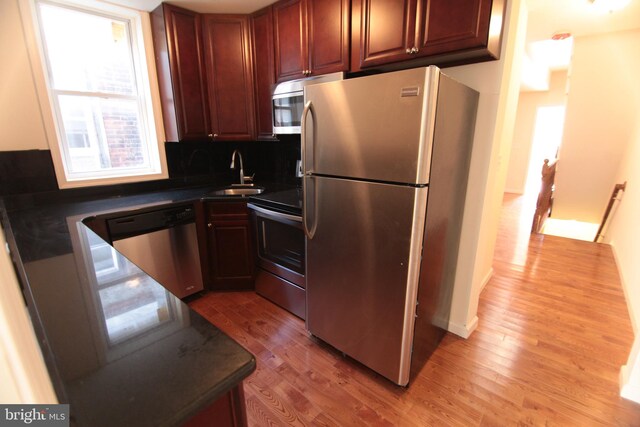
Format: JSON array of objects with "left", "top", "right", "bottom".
[{"left": 296, "top": 160, "right": 303, "bottom": 177}]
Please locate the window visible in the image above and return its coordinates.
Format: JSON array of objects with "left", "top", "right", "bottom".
[{"left": 26, "top": 0, "right": 166, "bottom": 186}]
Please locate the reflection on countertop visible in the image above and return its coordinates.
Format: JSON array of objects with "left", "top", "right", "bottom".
[{"left": 1, "top": 184, "right": 273, "bottom": 426}]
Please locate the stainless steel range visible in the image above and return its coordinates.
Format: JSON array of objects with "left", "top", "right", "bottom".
[{"left": 247, "top": 188, "right": 305, "bottom": 319}]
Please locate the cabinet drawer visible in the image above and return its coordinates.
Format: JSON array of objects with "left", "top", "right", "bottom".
[{"left": 206, "top": 201, "right": 249, "bottom": 219}]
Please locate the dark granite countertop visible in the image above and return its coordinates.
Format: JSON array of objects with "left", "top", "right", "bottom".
[{"left": 0, "top": 180, "right": 297, "bottom": 426}]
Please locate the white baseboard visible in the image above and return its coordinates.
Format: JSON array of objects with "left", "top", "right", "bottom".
[
  {"left": 503, "top": 188, "right": 524, "bottom": 195},
  {"left": 447, "top": 315, "right": 478, "bottom": 339},
  {"left": 480, "top": 268, "right": 494, "bottom": 293},
  {"left": 609, "top": 243, "right": 638, "bottom": 335},
  {"left": 620, "top": 364, "right": 640, "bottom": 404},
  {"left": 445, "top": 269, "right": 492, "bottom": 339}
]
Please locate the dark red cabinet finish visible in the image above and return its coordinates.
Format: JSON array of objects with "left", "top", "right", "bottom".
[
  {"left": 202, "top": 15, "right": 256, "bottom": 141},
  {"left": 273, "top": 0, "right": 308, "bottom": 82},
  {"left": 307, "top": 0, "right": 350, "bottom": 76},
  {"left": 250, "top": 7, "right": 277, "bottom": 140},
  {"left": 358, "top": 0, "right": 418, "bottom": 68},
  {"left": 356, "top": 0, "right": 505, "bottom": 70},
  {"left": 205, "top": 202, "right": 255, "bottom": 291},
  {"left": 416, "top": 0, "right": 495, "bottom": 56},
  {"left": 273, "top": 0, "right": 349, "bottom": 82},
  {"left": 151, "top": 4, "right": 210, "bottom": 142},
  {"left": 182, "top": 385, "right": 248, "bottom": 427}
]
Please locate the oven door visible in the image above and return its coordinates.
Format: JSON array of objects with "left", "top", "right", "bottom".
[{"left": 248, "top": 204, "right": 305, "bottom": 287}]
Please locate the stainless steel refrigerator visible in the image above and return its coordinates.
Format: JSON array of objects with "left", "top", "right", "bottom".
[{"left": 302, "top": 66, "right": 479, "bottom": 386}]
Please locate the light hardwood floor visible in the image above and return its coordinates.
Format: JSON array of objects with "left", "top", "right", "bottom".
[{"left": 189, "top": 193, "right": 640, "bottom": 426}]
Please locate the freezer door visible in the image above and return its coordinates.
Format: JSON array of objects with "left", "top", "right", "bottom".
[
  {"left": 305, "top": 176, "right": 428, "bottom": 385},
  {"left": 302, "top": 67, "right": 439, "bottom": 185}
]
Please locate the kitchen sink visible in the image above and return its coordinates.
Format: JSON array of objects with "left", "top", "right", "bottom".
[{"left": 208, "top": 185, "right": 265, "bottom": 196}]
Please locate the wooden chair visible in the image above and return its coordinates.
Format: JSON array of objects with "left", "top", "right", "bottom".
[{"left": 531, "top": 159, "right": 557, "bottom": 234}]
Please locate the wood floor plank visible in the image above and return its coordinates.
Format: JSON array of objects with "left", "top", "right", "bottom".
[{"left": 190, "top": 193, "right": 640, "bottom": 426}]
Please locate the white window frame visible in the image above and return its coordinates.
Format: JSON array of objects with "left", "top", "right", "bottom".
[{"left": 19, "top": 0, "right": 168, "bottom": 188}]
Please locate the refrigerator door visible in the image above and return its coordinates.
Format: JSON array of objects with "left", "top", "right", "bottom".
[
  {"left": 302, "top": 67, "right": 439, "bottom": 185},
  {"left": 305, "top": 175, "right": 428, "bottom": 385}
]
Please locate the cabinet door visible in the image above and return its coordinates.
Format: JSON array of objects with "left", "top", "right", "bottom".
[
  {"left": 251, "top": 7, "right": 277, "bottom": 140},
  {"left": 416, "top": 0, "right": 494, "bottom": 57},
  {"left": 151, "top": 4, "right": 209, "bottom": 141},
  {"left": 273, "top": 0, "right": 308, "bottom": 82},
  {"left": 207, "top": 219, "right": 255, "bottom": 289},
  {"left": 307, "top": 0, "right": 350, "bottom": 75},
  {"left": 202, "top": 15, "right": 256, "bottom": 141},
  {"left": 205, "top": 202, "right": 255, "bottom": 291},
  {"left": 359, "top": 0, "right": 418, "bottom": 68}
]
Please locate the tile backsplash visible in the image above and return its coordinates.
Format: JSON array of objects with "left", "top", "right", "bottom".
[
  {"left": 0, "top": 150, "right": 58, "bottom": 196},
  {"left": 0, "top": 137, "right": 301, "bottom": 197},
  {"left": 165, "top": 137, "right": 301, "bottom": 185}
]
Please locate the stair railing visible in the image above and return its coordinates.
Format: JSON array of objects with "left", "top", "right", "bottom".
[{"left": 594, "top": 182, "right": 627, "bottom": 243}]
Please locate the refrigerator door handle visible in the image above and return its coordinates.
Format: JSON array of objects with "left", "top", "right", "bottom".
[
  {"left": 303, "top": 175, "right": 318, "bottom": 239},
  {"left": 302, "top": 100, "right": 318, "bottom": 239},
  {"left": 301, "top": 100, "right": 315, "bottom": 175}
]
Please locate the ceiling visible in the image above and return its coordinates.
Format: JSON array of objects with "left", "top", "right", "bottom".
[
  {"left": 523, "top": 0, "right": 640, "bottom": 90},
  {"left": 526, "top": 0, "right": 640, "bottom": 43}
]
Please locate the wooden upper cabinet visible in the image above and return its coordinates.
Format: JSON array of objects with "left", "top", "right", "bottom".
[
  {"left": 251, "top": 7, "right": 277, "bottom": 140},
  {"left": 202, "top": 15, "right": 256, "bottom": 141},
  {"left": 359, "top": 0, "right": 418, "bottom": 69},
  {"left": 307, "top": 0, "right": 350, "bottom": 76},
  {"left": 416, "top": 0, "right": 495, "bottom": 56},
  {"left": 273, "top": 0, "right": 308, "bottom": 82},
  {"left": 273, "top": 0, "right": 349, "bottom": 82},
  {"left": 357, "top": 0, "right": 505, "bottom": 70},
  {"left": 151, "top": 4, "right": 210, "bottom": 142}
]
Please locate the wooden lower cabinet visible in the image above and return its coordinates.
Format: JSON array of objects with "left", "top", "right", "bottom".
[
  {"left": 204, "top": 201, "right": 255, "bottom": 291},
  {"left": 182, "top": 384, "right": 248, "bottom": 427}
]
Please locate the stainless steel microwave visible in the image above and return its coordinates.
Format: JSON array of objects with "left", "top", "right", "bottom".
[{"left": 272, "top": 72, "right": 344, "bottom": 134}]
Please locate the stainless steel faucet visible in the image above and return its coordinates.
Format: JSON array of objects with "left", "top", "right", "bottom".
[{"left": 230, "top": 149, "right": 245, "bottom": 185}]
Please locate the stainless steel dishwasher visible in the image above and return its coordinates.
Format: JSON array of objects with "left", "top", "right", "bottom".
[{"left": 107, "top": 204, "right": 204, "bottom": 299}]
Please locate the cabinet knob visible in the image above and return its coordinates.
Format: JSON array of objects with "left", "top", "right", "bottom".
[
  {"left": 208, "top": 133, "right": 213, "bottom": 138},
  {"left": 208, "top": 133, "right": 218, "bottom": 138},
  {"left": 406, "top": 48, "right": 412, "bottom": 54},
  {"left": 207, "top": 222, "right": 212, "bottom": 228},
  {"left": 412, "top": 47, "right": 419, "bottom": 54}
]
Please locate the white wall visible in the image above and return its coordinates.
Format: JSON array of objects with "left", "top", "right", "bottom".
[
  {"left": 505, "top": 70, "right": 568, "bottom": 194},
  {"left": 552, "top": 30, "right": 640, "bottom": 223},
  {"left": 442, "top": 0, "right": 527, "bottom": 337},
  {"left": 0, "top": 0, "right": 50, "bottom": 151},
  {"left": 605, "top": 57, "right": 640, "bottom": 401}
]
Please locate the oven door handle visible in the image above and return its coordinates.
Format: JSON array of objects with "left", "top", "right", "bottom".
[{"left": 247, "top": 204, "right": 302, "bottom": 223}]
